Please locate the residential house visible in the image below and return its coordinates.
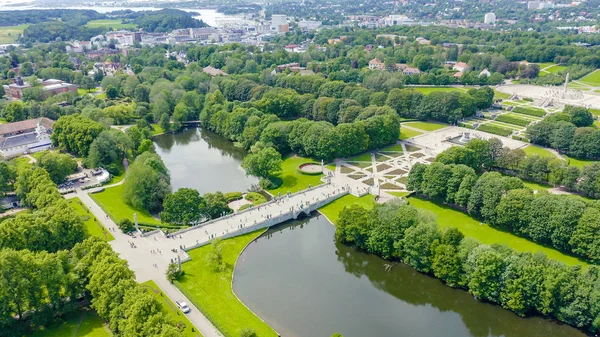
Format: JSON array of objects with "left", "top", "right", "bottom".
[
  {"left": 368, "top": 58, "right": 386, "bottom": 70},
  {"left": 479, "top": 68, "right": 491, "bottom": 77},
  {"left": 202, "top": 66, "right": 228, "bottom": 77},
  {"left": 453, "top": 62, "right": 470, "bottom": 72},
  {"left": 3, "top": 77, "right": 77, "bottom": 100}
]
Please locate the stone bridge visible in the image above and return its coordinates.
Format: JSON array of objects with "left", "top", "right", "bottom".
[{"left": 139, "top": 179, "right": 368, "bottom": 263}]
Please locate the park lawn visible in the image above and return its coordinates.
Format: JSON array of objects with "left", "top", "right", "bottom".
[
  {"left": 318, "top": 194, "right": 376, "bottom": 225},
  {"left": 151, "top": 123, "right": 165, "bottom": 136},
  {"left": 140, "top": 281, "right": 202, "bottom": 337},
  {"left": 564, "top": 155, "right": 597, "bottom": 169},
  {"left": 85, "top": 19, "right": 137, "bottom": 30},
  {"left": 175, "top": 230, "right": 278, "bottom": 337},
  {"left": 403, "top": 121, "right": 448, "bottom": 132},
  {"left": 410, "top": 87, "right": 469, "bottom": 94},
  {"left": 69, "top": 198, "right": 114, "bottom": 242},
  {"left": 380, "top": 143, "right": 404, "bottom": 152},
  {"left": 408, "top": 197, "right": 585, "bottom": 266},
  {"left": 579, "top": 70, "right": 600, "bottom": 86},
  {"left": 590, "top": 109, "right": 600, "bottom": 116},
  {"left": 78, "top": 88, "right": 99, "bottom": 95},
  {"left": 399, "top": 127, "right": 423, "bottom": 140},
  {"left": 0, "top": 117, "right": 7, "bottom": 124},
  {"left": 545, "top": 65, "right": 567, "bottom": 74},
  {"left": 493, "top": 90, "right": 511, "bottom": 100},
  {"left": 30, "top": 309, "right": 111, "bottom": 337},
  {"left": 0, "top": 24, "right": 29, "bottom": 44},
  {"left": 388, "top": 191, "right": 411, "bottom": 198},
  {"left": 523, "top": 181, "right": 552, "bottom": 192},
  {"left": 538, "top": 62, "right": 555, "bottom": 69},
  {"left": 346, "top": 152, "right": 372, "bottom": 162},
  {"left": 90, "top": 184, "right": 160, "bottom": 225},
  {"left": 267, "top": 155, "right": 322, "bottom": 196},
  {"left": 524, "top": 145, "right": 556, "bottom": 158}
]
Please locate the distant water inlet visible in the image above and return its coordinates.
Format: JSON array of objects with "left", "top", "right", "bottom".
[{"left": 233, "top": 215, "right": 586, "bottom": 337}]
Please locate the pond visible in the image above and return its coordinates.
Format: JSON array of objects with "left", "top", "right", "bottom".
[
  {"left": 153, "top": 127, "right": 259, "bottom": 195},
  {"left": 233, "top": 215, "right": 586, "bottom": 337}
]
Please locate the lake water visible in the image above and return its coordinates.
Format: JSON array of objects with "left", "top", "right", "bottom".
[
  {"left": 0, "top": 6, "right": 227, "bottom": 27},
  {"left": 153, "top": 127, "right": 259, "bottom": 195},
  {"left": 233, "top": 215, "right": 586, "bottom": 337}
]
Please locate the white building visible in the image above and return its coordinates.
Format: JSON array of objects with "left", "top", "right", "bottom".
[
  {"left": 383, "top": 15, "right": 414, "bottom": 26},
  {"left": 484, "top": 13, "right": 496, "bottom": 25},
  {"left": 271, "top": 14, "right": 287, "bottom": 30},
  {"left": 298, "top": 20, "right": 322, "bottom": 31},
  {"left": 0, "top": 118, "right": 54, "bottom": 159}
]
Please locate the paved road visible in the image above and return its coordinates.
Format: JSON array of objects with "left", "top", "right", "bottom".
[
  {"left": 72, "top": 174, "right": 369, "bottom": 337},
  {"left": 72, "top": 189, "right": 223, "bottom": 337}
]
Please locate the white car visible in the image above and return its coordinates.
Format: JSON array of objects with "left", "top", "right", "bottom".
[{"left": 179, "top": 301, "right": 190, "bottom": 314}]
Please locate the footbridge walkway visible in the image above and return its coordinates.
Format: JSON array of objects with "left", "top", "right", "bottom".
[{"left": 141, "top": 178, "right": 368, "bottom": 263}]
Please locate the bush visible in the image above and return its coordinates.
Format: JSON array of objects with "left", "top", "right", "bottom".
[
  {"left": 297, "top": 162, "right": 323, "bottom": 175},
  {"left": 105, "top": 163, "right": 120, "bottom": 176},
  {"left": 238, "top": 204, "right": 252, "bottom": 211},
  {"left": 166, "top": 262, "right": 184, "bottom": 283},
  {"left": 477, "top": 124, "right": 513, "bottom": 137},
  {"left": 118, "top": 218, "right": 136, "bottom": 232},
  {"left": 224, "top": 192, "right": 243, "bottom": 202},
  {"left": 495, "top": 115, "right": 531, "bottom": 127},
  {"left": 244, "top": 192, "right": 267, "bottom": 205},
  {"left": 512, "top": 106, "right": 546, "bottom": 117}
]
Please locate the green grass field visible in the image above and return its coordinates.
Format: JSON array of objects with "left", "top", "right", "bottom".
[
  {"left": 346, "top": 152, "right": 372, "bottom": 162},
  {"left": 410, "top": 87, "right": 469, "bottom": 94},
  {"left": 564, "top": 155, "right": 597, "bottom": 169},
  {"left": 579, "top": 70, "right": 600, "bottom": 86},
  {"left": 523, "top": 145, "right": 557, "bottom": 158},
  {"left": 545, "top": 65, "right": 567, "bottom": 74},
  {"left": 30, "top": 309, "right": 111, "bottom": 337},
  {"left": 69, "top": 198, "right": 114, "bottom": 242},
  {"left": 0, "top": 24, "right": 29, "bottom": 44},
  {"left": 399, "top": 128, "right": 423, "bottom": 140},
  {"left": 267, "top": 155, "right": 323, "bottom": 196},
  {"left": 493, "top": 90, "right": 511, "bottom": 100},
  {"left": 318, "top": 194, "right": 376, "bottom": 225},
  {"left": 78, "top": 88, "right": 99, "bottom": 96},
  {"left": 105, "top": 162, "right": 126, "bottom": 185},
  {"left": 523, "top": 181, "right": 552, "bottom": 192},
  {"left": 403, "top": 121, "right": 448, "bottom": 132},
  {"left": 176, "top": 230, "right": 278, "bottom": 337},
  {"left": 408, "top": 197, "right": 585, "bottom": 266},
  {"left": 151, "top": 124, "right": 166, "bottom": 136},
  {"left": 590, "top": 109, "right": 600, "bottom": 116},
  {"left": 90, "top": 184, "right": 161, "bottom": 225},
  {"left": 85, "top": 19, "right": 137, "bottom": 30},
  {"left": 380, "top": 143, "right": 404, "bottom": 152},
  {"left": 140, "top": 281, "right": 202, "bottom": 337},
  {"left": 387, "top": 191, "right": 411, "bottom": 198}
]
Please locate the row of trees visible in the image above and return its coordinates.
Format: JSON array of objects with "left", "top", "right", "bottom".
[
  {"left": 336, "top": 200, "right": 600, "bottom": 332},
  {"left": 408, "top": 161, "right": 600, "bottom": 263},
  {"left": 434, "top": 137, "right": 600, "bottom": 198},
  {"left": 526, "top": 106, "right": 599, "bottom": 160},
  {"left": 159, "top": 188, "right": 234, "bottom": 226}
]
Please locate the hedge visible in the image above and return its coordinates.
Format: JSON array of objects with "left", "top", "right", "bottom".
[
  {"left": 297, "top": 162, "right": 323, "bottom": 176},
  {"left": 495, "top": 114, "right": 531, "bottom": 127},
  {"left": 477, "top": 124, "right": 513, "bottom": 137},
  {"left": 512, "top": 106, "right": 546, "bottom": 117},
  {"left": 224, "top": 192, "right": 243, "bottom": 202}
]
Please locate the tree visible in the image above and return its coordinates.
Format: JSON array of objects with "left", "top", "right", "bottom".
[
  {"left": 402, "top": 222, "right": 441, "bottom": 273},
  {"left": 51, "top": 114, "right": 105, "bottom": 157},
  {"left": 3, "top": 101, "right": 26, "bottom": 122},
  {"left": 160, "top": 188, "right": 204, "bottom": 225},
  {"left": 123, "top": 152, "right": 171, "bottom": 212},
  {"left": 0, "top": 162, "right": 16, "bottom": 197},
  {"left": 202, "top": 192, "right": 232, "bottom": 219},
  {"left": 160, "top": 113, "right": 171, "bottom": 133},
  {"left": 208, "top": 238, "right": 224, "bottom": 271},
  {"left": 242, "top": 147, "right": 282, "bottom": 180},
  {"left": 466, "top": 245, "right": 505, "bottom": 303},
  {"left": 105, "top": 84, "right": 118, "bottom": 99},
  {"left": 564, "top": 105, "right": 593, "bottom": 127},
  {"left": 86, "top": 129, "right": 133, "bottom": 168},
  {"left": 82, "top": 76, "right": 96, "bottom": 92},
  {"left": 166, "top": 263, "right": 184, "bottom": 283},
  {"left": 36, "top": 151, "right": 78, "bottom": 184}
]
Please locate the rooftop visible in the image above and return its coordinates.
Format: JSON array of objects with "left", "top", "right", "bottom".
[{"left": 0, "top": 117, "right": 54, "bottom": 136}]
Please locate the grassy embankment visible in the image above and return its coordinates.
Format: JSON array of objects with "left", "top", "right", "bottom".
[{"left": 68, "top": 198, "right": 114, "bottom": 241}]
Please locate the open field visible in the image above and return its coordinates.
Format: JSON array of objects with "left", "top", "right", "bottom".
[
  {"left": 318, "top": 194, "right": 376, "bottom": 225},
  {"left": 151, "top": 123, "right": 166, "bottom": 136},
  {"left": 524, "top": 145, "right": 557, "bottom": 158},
  {"left": 409, "top": 87, "right": 469, "bottom": 94},
  {"left": 493, "top": 90, "right": 511, "bottom": 100},
  {"left": 78, "top": 88, "right": 99, "bottom": 95},
  {"left": 68, "top": 198, "right": 114, "bottom": 241},
  {"left": 346, "top": 152, "right": 372, "bottom": 162},
  {"left": 267, "top": 155, "right": 323, "bottom": 196},
  {"left": 564, "top": 155, "right": 597, "bottom": 169},
  {"left": 545, "top": 65, "right": 567, "bottom": 74},
  {"left": 403, "top": 121, "right": 448, "bottom": 132},
  {"left": 90, "top": 184, "right": 161, "bottom": 225},
  {"left": 408, "top": 197, "right": 585, "bottom": 266},
  {"left": 579, "top": 70, "right": 600, "bottom": 86},
  {"left": 0, "top": 24, "right": 28, "bottom": 43},
  {"left": 176, "top": 230, "right": 278, "bottom": 337},
  {"left": 85, "top": 19, "right": 137, "bottom": 30},
  {"left": 140, "top": 281, "right": 202, "bottom": 337},
  {"left": 399, "top": 128, "right": 423, "bottom": 140},
  {"left": 30, "top": 309, "right": 111, "bottom": 337}
]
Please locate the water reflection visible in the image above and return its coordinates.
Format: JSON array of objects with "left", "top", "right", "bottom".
[
  {"left": 153, "top": 127, "right": 259, "bottom": 195},
  {"left": 233, "top": 215, "right": 585, "bottom": 337}
]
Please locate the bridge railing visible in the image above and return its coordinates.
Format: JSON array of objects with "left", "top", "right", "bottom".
[
  {"left": 166, "top": 182, "right": 332, "bottom": 238},
  {"left": 177, "top": 189, "right": 349, "bottom": 254}
]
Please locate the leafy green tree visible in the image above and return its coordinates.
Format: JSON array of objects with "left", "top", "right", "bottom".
[
  {"left": 86, "top": 129, "right": 133, "bottom": 168},
  {"left": 242, "top": 146, "right": 282, "bottom": 180},
  {"left": 570, "top": 207, "right": 600, "bottom": 262},
  {"left": 402, "top": 222, "right": 441, "bottom": 273},
  {"left": 3, "top": 101, "right": 26, "bottom": 122},
  {"left": 466, "top": 245, "right": 505, "bottom": 303},
  {"left": 0, "top": 162, "right": 17, "bottom": 197},
  {"left": 105, "top": 84, "right": 118, "bottom": 99},
  {"left": 36, "top": 151, "right": 78, "bottom": 184},
  {"left": 208, "top": 238, "right": 224, "bottom": 271},
  {"left": 202, "top": 191, "right": 232, "bottom": 219},
  {"left": 160, "top": 113, "right": 171, "bottom": 133},
  {"left": 166, "top": 263, "right": 184, "bottom": 283},
  {"left": 51, "top": 114, "right": 105, "bottom": 157},
  {"left": 160, "top": 188, "right": 204, "bottom": 225},
  {"left": 564, "top": 105, "right": 594, "bottom": 127},
  {"left": 123, "top": 152, "right": 171, "bottom": 212}
]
